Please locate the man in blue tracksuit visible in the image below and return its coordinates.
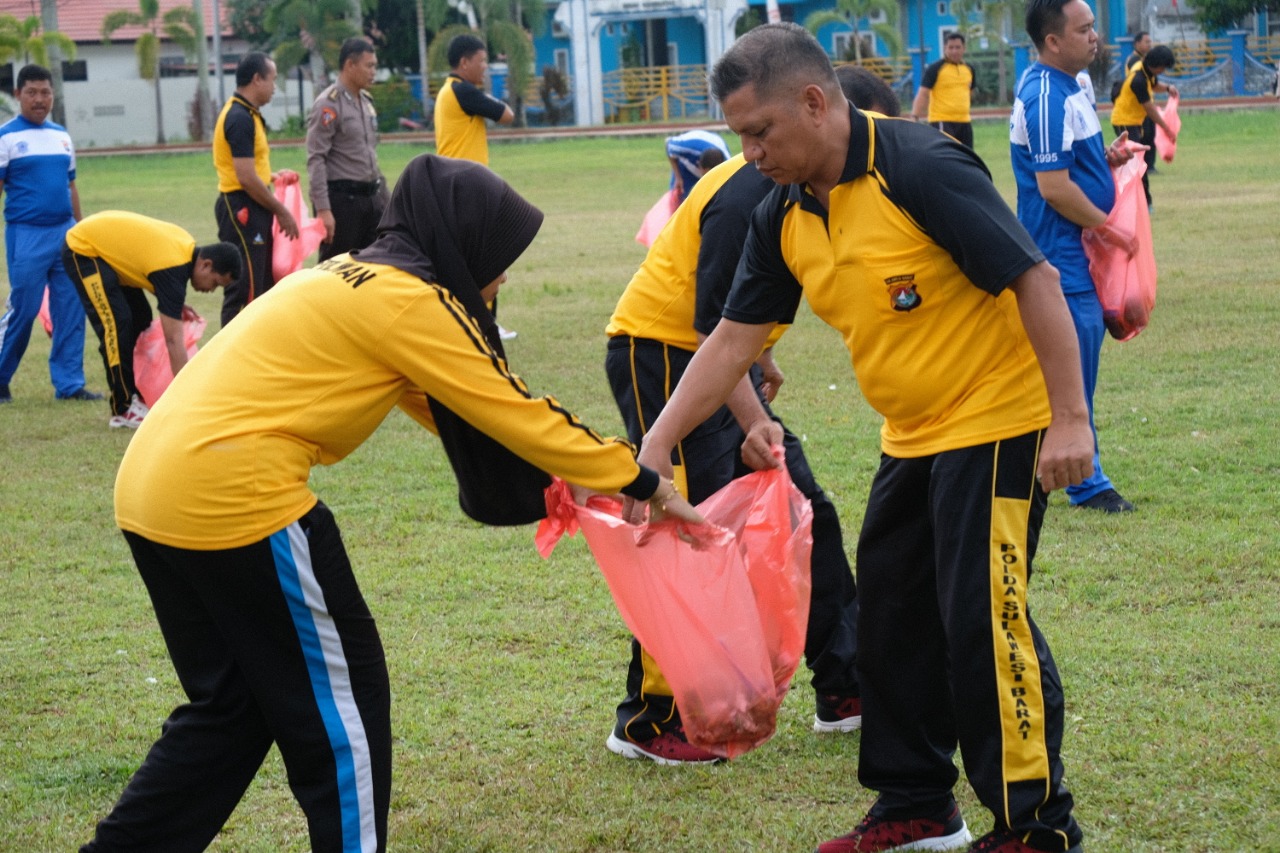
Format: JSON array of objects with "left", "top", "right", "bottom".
[{"left": 0, "top": 64, "right": 99, "bottom": 404}]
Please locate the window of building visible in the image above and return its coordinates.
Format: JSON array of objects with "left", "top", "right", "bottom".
[{"left": 62, "top": 60, "right": 87, "bottom": 82}]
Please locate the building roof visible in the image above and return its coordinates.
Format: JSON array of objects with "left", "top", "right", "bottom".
[{"left": 0, "top": 0, "right": 227, "bottom": 44}]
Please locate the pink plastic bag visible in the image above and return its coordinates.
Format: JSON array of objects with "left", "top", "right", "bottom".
[
  {"left": 535, "top": 452, "right": 812, "bottom": 759},
  {"left": 133, "top": 312, "right": 207, "bottom": 406},
  {"left": 38, "top": 286, "right": 52, "bottom": 336},
  {"left": 271, "top": 172, "right": 328, "bottom": 281},
  {"left": 634, "top": 189, "right": 678, "bottom": 248},
  {"left": 1082, "top": 145, "right": 1157, "bottom": 341},
  {"left": 1155, "top": 92, "right": 1180, "bottom": 164}
]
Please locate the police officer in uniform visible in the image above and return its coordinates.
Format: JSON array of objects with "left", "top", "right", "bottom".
[{"left": 306, "top": 38, "right": 388, "bottom": 261}]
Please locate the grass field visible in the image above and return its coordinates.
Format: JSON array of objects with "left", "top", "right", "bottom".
[{"left": 1, "top": 107, "right": 1278, "bottom": 851}]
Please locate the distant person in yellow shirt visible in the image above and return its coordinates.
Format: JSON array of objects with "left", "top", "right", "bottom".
[
  {"left": 1111, "top": 43, "right": 1178, "bottom": 208},
  {"left": 911, "top": 32, "right": 977, "bottom": 147},
  {"left": 432, "top": 33, "right": 514, "bottom": 166}
]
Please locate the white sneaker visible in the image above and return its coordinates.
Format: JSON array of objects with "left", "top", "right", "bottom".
[
  {"left": 108, "top": 395, "right": 149, "bottom": 430},
  {"left": 498, "top": 324, "right": 518, "bottom": 340}
]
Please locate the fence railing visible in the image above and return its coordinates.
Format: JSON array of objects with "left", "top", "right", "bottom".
[
  {"left": 524, "top": 32, "right": 1280, "bottom": 127},
  {"left": 600, "top": 65, "right": 716, "bottom": 122}
]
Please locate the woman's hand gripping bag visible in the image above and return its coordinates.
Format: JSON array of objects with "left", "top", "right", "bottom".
[
  {"left": 1082, "top": 147, "right": 1157, "bottom": 341},
  {"left": 535, "top": 451, "right": 812, "bottom": 759}
]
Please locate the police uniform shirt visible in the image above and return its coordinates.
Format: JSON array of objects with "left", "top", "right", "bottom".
[
  {"left": 433, "top": 74, "right": 507, "bottom": 164},
  {"left": 307, "top": 81, "right": 383, "bottom": 211},
  {"left": 65, "top": 211, "right": 197, "bottom": 319},
  {"left": 1111, "top": 62, "right": 1158, "bottom": 127},
  {"left": 921, "top": 59, "right": 976, "bottom": 123},
  {"left": 115, "top": 257, "right": 646, "bottom": 550},
  {"left": 213, "top": 94, "right": 271, "bottom": 192},
  {"left": 724, "top": 107, "right": 1050, "bottom": 458},
  {"left": 606, "top": 154, "right": 785, "bottom": 352}
]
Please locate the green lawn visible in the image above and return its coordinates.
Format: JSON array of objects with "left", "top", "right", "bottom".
[{"left": 1, "top": 107, "right": 1278, "bottom": 851}]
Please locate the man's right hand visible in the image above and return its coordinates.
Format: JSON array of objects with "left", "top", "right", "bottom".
[
  {"left": 318, "top": 209, "right": 336, "bottom": 243},
  {"left": 277, "top": 208, "right": 300, "bottom": 240}
]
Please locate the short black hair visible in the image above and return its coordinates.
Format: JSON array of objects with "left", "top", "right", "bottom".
[
  {"left": 448, "top": 34, "right": 486, "bottom": 69},
  {"left": 698, "top": 146, "right": 727, "bottom": 171},
  {"left": 835, "top": 64, "right": 901, "bottom": 116},
  {"left": 945, "top": 31, "right": 966, "bottom": 44},
  {"left": 1132, "top": 30, "right": 1150, "bottom": 42},
  {"left": 1144, "top": 44, "right": 1176, "bottom": 70},
  {"left": 236, "top": 52, "right": 273, "bottom": 88},
  {"left": 339, "top": 37, "right": 375, "bottom": 70},
  {"left": 16, "top": 64, "right": 52, "bottom": 92},
  {"left": 709, "top": 22, "right": 839, "bottom": 104},
  {"left": 198, "top": 242, "right": 244, "bottom": 279},
  {"left": 1025, "top": 0, "right": 1072, "bottom": 50}
]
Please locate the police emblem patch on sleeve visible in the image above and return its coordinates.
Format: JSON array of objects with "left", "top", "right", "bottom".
[{"left": 320, "top": 107, "right": 337, "bottom": 127}]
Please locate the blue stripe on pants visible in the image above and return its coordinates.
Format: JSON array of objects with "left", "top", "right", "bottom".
[{"left": 270, "top": 523, "right": 377, "bottom": 853}]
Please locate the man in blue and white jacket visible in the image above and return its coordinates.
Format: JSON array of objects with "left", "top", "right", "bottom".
[
  {"left": 0, "top": 64, "right": 97, "bottom": 404},
  {"left": 1012, "top": 0, "right": 1137, "bottom": 513}
]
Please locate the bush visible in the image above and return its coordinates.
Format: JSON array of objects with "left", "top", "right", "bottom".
[{"left": 369, "top": 77, "right": 425, "bottom": 133}]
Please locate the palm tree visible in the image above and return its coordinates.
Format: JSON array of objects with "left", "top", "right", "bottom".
[
  {"left": 103, "top": 0, "right": 199, "bottom": 145},
  {"left": 0, "top": 14, "right": 76, "bottom": 67},
  {"left": 804, "top": 0, "right": 902, "bottom": 62},
  {"left": 265, "top": 0, "right": 358, "bottom": 91}
]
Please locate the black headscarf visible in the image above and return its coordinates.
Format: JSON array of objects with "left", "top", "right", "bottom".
[
  {"left": 354, "top": 154, "right": 552, "bottom": 525},
  {"left": 353, "top": 153, "right": 544, "bottom": 355}
]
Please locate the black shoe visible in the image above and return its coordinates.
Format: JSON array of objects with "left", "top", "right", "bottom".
[
  {"left": 0, "top": 384, "right": 10, "bottom": 403},
  {"left": 59, "top": 387, "right": 104, "bottom": 401},
  {"left": 1076, "top": 488, "right": 1135, "bottom": 513},
  {"left": 814, "top": 693, "right": 862, "bottom": 733}
]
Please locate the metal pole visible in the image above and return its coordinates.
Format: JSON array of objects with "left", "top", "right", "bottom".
[{"left": 212, "top": 0, "right": 226, "bottom": 104}]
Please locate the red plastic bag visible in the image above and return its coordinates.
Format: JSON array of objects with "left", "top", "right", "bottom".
[
  {"left": 1082, "top": 145, "right": 1157, "bottom": 341},
  {"left": 634, "top": 189, "right": 678, "bottom": 248},
  {"left": 1155, "top": 92, "right": 1180, "bottom": 164},
  {"left": 133, "top": 312, "right": 207, "bottom": 406},
  {"left": 271, "top": 171, "right": 328, "bottom": 281},
  {"left": 535, "top": 451, "right": 812, "bottom": 759}
]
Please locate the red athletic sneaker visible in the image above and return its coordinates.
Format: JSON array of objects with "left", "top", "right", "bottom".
[
  {"left": 605, "top": 725, "right": 722, "bottom": 765},
  {"left": 969, "top": 830, "right": 1081, "bottom": 853},
  {"left": 817, "top": 806, "right": 971, "bottom": 853},
  {"left": 814, "top": 693, "right": 862, "bottom": 733}
]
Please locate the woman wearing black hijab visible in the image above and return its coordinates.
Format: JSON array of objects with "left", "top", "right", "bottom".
[{"left": 85, "top": 155, "right": 697, "bottom": 853}]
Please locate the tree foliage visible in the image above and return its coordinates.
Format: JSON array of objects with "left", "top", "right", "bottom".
[
  {"left": 1186, "top": 0, "right": 1279, "bottom": 33},
  {"left": 102, "top": 0, "right": 200, "bottom": 144},
  {"left": 0, "top": 13, "right": 76, "bottom": 67},
  {"left": 804, "top": 0, "right": 903, "bottom": 61}
]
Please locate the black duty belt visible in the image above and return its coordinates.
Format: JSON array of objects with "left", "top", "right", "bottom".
[{"left": 328, "top": 180, "right": 380, "bottom": 196}]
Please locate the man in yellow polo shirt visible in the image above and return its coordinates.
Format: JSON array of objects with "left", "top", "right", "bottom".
[
  {"left": 634, "top": 23, "right": 1092, "bottom": 853},
  {"left": 432, "top": 33, "right": 514, "bottom": 166},
  {"left": 213, "top": 51, "right": 300, "bottom": 326},
  {"left": 911, "top": 32, "right": 977, "bottom": 147},
  {"left": 63, "top": 210, "right": 241, "bottom": 428}
]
